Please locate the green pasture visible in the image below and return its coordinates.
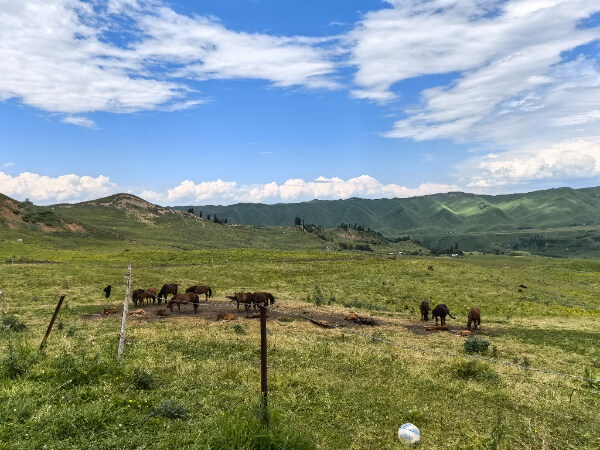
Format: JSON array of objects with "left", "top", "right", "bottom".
[{"left": 1, "top": 245, "right": 599, "bottom": 449}]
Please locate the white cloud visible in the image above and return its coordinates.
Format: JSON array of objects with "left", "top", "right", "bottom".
[
  {"left": 0, "top": 172, "right": 115, "bottom": 204},
  {"left": 163, "top": 175, "right": 459, "bottom": 204},
  {"left": 61, "top": 116, "right": 96, "bottom": 128},
  {"left": 463, "top": 139, "right": 600, "bottom": 188},
  {"left": 2, "top": 162, "right": 15, "bottom": 168},
  {"left": 0, "top": 0, "right": 339, "bottom": 125},
  {"left": 348, "top": 0, "right": 600, "bottom": 189},
  {"left": 350, "top": 0, "right": 599, "bottom": 103}
]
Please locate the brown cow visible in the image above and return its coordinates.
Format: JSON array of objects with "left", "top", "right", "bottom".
[
  {"left": 101, "top": 307, "right": 118, "bottom": 316},
  {"left": 226, "top": 292, "right": 254, "bottom": 311},
  {"left": 157, "top": 284, "right": 178, "bottom": 304},
  {"left": 250, "top": 291, "right": 275, "bottom": 310},
  {"left": 167, "top": 292, "right": 200, "bottom": 313},
  {"left": 139, "top": 287, "right": 157, "bottom": 305},
  {"left": 467, "top": 307, "right": 481, "bottom": 331},
  {"left": 186, "top": 285, "right": 213, "bottom": 301},
  {"left": 420, "top": 301, "right": 430, "bottom": 321},
  {"left": 132, "top": 289, "right": 145, "bottom": 307}
]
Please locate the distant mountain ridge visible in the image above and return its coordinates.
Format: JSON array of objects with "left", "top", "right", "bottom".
[
  {"left": 175, "top": 186, "right": 600, "bottom": 234},
  {"left": 174, "top": 186, "right": 600, "bottom": 256}
]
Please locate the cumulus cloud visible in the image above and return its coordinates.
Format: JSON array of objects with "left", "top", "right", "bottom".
[
  {"left": 162, "top": 175, "right": 459, "bottom": 204},
  {"left": 463, "top": 139, "right": 600, "bottom": 188},
  {"left": 347, "top": 0, "right": 600, "bottom": 189},
  {"left": 0, "top": 172, "right": 115, "bottom": 204},
  {"left": 0, "top": 0, "right": 339, "bottom": 125}
]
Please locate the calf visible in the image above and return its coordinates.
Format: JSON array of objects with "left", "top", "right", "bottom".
[
  {"left": 467, "top": 307, "right": 481, "bottom": 331},
  {"left": 420, "top": 301, "right": 430, "bottom": 321},
  {"left": 432, "top": 304, "right": 456, "bottom": 326}
]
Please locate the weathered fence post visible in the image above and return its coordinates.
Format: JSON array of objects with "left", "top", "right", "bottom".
[
  {"left": 39, "top": 295, "right": 66, "bottom": 351},
  {"left": 117, "top": 261, "right": 132, "bottom": 363},
  {"left": 260, "top": 302, "right": 268, "bottom": 423}
]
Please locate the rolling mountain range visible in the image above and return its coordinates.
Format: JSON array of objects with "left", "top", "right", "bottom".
[
  {"left": 0, "top": 193, "right": 418, "bottom": 255},
  {"left": 175, "top": 186, "right": 600, "bottom": 257}
]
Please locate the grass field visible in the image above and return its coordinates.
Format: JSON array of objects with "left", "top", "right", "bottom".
[{"left": 1, "top": 241, "right": 599, "bottom": 449}]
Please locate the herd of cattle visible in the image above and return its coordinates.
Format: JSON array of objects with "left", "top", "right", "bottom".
[
  {"left": 419, "top": 301, "right": 481, "bottom": 331},
  {"left": 102, "top": 279, "right": 480, "bottom": 331},
  {"left": 103, "top": 283, "right": 275, "bottom": 314}
]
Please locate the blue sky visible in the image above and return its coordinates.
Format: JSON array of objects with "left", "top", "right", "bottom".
[{"left": 1, "top": 0, "right": 599, "bottom": 205}]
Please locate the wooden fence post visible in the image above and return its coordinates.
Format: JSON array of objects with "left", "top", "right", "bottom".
[
  {"left": 39, "top": 295, "right": 66, "bottom": 351},
  {"left": 260, "top": 303, "right": 268, "bottom": 423},
  {"left": 117, "top": 261, "right": 132, "bottom": 363}
]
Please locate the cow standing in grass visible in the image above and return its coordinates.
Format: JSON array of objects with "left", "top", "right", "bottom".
[
  {"left": 226, "top": 292, "right": 254, "bottom": 311},
  {"left": 157, "top": 284, "right": 178, "bottom": 304},
  {"left": 432, "top": 304, "right": 455, "bottom": 326},
  {"left": 467, "top": 308, "right": 481, "bottom": 331},
  {"left": 420, "top": 301, "right": 430, "bottom": 321}
]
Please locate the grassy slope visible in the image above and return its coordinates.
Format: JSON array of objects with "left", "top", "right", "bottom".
[
  {"left": 179, "top": 186, "right": 600, "bottom": 257},
  {"left": 1, "top": 193, "right": 599, "bottom": 448},
  {"left": 0, "top": 193, "right": 423, "bottom": 257},
  {"left": 1, "top": 244, "right": 599, "bottom": 448}
]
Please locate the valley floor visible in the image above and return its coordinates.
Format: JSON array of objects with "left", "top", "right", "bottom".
[{"left": 1, "top": 248, "right": 599, "bottom": 449}]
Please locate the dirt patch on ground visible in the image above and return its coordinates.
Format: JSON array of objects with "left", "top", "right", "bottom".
[
  {"left": 0, "top": 204, "right": 21, "bottom": 230},
  {"left": 83, "top": 299, "right": 385, "bottom": 328},
  {"left": 63, "top": 221, "right": 85, "bottom": 232},
  {"left": 404, "top": 322, "right": 464, "bottom": 336},
  {"left": 38, "top": 223, "right": 60, "bottom": 232}
]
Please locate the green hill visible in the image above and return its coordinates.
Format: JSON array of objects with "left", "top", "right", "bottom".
[
  {"left": 176, "top": 186, "right": 600, "bottom": 257},
  {"left": 0, "top": 193, "right": 422, "bottom": 256}
]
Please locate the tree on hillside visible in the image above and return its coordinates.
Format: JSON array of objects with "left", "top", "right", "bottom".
[
  {"left": 295, "top": 216, "right": 302, "bottom": 226},
  {"left": 199, "top": 211, "right": 202, "bottom": 218},
  {"left": 187, "top": 207, "right": 194, "bottom": 214}
]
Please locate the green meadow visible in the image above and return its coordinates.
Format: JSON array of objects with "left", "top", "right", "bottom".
[
  {"left": 1, "top": 244, "right": 599, "bottom": 449},
  {"left": 0, "top": 194, "right": 599, "bottom": 448}
]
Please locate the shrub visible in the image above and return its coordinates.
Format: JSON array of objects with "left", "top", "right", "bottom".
[
  {"left": 132, "top": 368, "right": 154, "bottom": 390},
  {"left": 454, "top": 359, "right": 500, "bottom": 383},
  {"left": 150, "top": 400, "right": 188, "bottom": 420},
  {"left": 306, "top": 286, "right": 325, "bottom": 306},
  {"left": 1, "top": 314, "right": 26, "bottom": 332},
  {"left": 233, "top": 324, "right": 246, "bottom": 334},
  {"left": 0, "top": 340, "right": 36, "bottom": 379},
  {"left": 464, "top": 335, "right": 490, "bottom": 354}
]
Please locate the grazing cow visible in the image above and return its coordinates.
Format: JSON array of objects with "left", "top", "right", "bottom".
[
  {"left": 251, "top": 291, "right": 275, "bottom": 310},
  {"left": 103, "top": 285, "right": 112, "bottom": 299},
  {"left": 432, "top": 304, "right": 456, "bottom": 326},
  {"left": 157, "top": 284, "right": 178, "bottom": 304},
  {"left": 186, "top": 285, "right": 213, "bottom": 301},
  {"left": 167, "top": 292, "right": 200, "bottom": 313},
  {"left": 420, "top": 301, "right": 431, "bottom": 321},
  {"left": 132, "top": 288, "right": 145, "bottom": 307},
  {"left": 467, "top": 307, "right": 481, "bottom": 331},
  {"left": 139, "top": 288, "right": 157, "bottom": 305},
  {"left": 226, "top": 292, "right": 254, "bottom": 311}
]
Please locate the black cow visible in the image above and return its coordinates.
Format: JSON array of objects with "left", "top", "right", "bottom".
[
  {"left": 420, "top": 301, "right": 430, "bottom": 321},
  {"left": 432, "top": 304, "right": 456, "bottom": 326},
  {"left": 103, "top": 285, "right": 112, "bottom": 298}
]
